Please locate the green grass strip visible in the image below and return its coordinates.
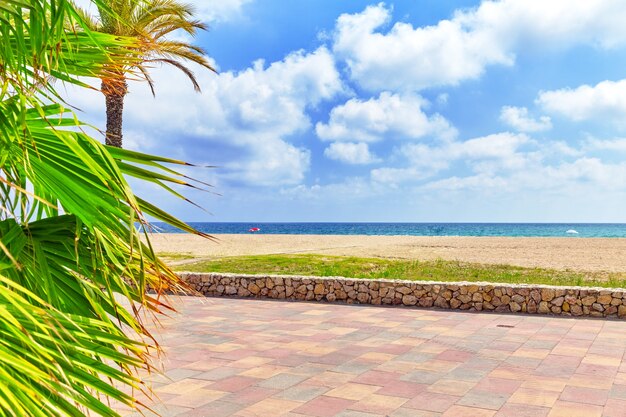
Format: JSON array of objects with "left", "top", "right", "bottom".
[{"left": 174, "top": 254, "right": 626, "bottom": 289}]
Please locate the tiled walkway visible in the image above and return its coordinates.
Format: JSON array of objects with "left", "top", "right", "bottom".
[{"left": 120, "top": 297, "right": 626, "bottom": 417}]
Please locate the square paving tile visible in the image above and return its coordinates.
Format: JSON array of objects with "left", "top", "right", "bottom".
[
  {"left": 375, "top": 380, "right": 427, "bottom": 398},
  {"left": 457, "top": 389, "right": 510, "bottom": 410},
  {"left": 325, "top": 383, "right": 381, "bottom": 401},
  {"left": 257, "top": 373, "right": 308, "bottom": 390},
  {"left": 292, "top": 396, "right": 355, "bottom": 417},
  {"left": 546, "top": 400, "right": 603, "bottom": 417},
  {"left": 208, "top": 376, "right": 260, "bottom": 393},
  {"left": 509, "top": 388, "right": 561, "bottom": 408},
  {"left": 441, "top": 405, "right": 496, "bottom": 417},
  {"left": 494, "top": 404, "right": 550, "bottom": 417},
  {"left": 347, "top": 393, "right": 407, "bottom": 415},
  {"left": 559, "top": 385, "right": 608, "bottom": 406},
  {"left": 403, "top": 392, "right": 461, "bottom": 412},
  {"left": 237, "top": 398, "right": 302, "bottom": 417}
]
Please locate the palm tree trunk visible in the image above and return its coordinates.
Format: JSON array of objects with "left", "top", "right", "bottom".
[{"left": 101, "top": 76, "right": 128, "bottom": 148}]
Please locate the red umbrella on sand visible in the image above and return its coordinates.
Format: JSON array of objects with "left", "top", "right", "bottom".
[{"left": 248, "top": 227, "right": 260, "bottom": 233}]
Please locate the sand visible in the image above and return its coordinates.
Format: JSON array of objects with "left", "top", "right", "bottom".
[{"left": 148, "top": 233, "right": 626, "bottom": 273}]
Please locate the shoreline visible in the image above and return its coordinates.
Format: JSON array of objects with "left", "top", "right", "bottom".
[{"left": 147, "top": 233, "right": 626, "bottom": 273}]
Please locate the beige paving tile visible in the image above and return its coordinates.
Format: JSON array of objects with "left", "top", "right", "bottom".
[
  {"left": 359, "top": 352, "right": 397, "bottom": 362},
  {"left": 581, "top": 354, "right": 622, "bottom": 368},
  {"left": 412, "top": 359, "right": 459, "bottom": 373},
  {"left": 166, "top": 388, "right": 225, "bottom": 408},
  {"left": 567, "top": 374, "right": 613, "bottom": 390},
  {"left": 348, "top": 394, "right": 408, "bottom": 414},
  {"left": 325, "top": 383, "right": 381, "bottom": 401},
  {"left": 428, "top": 379, "right": 477, "bottom": 396},
  {"left": 306, "top": 371, "right": 355, "bottom": 388},
  {"left": 508, "top": 388, "right": 560, "bottom": 407},
  {"left": 231, "top": 356, "right": 274, "bottom": 368},
  {"left": 237, "top": 398, "right": 302, "bottom": 417},
  {"left": 511, "top": 348, "right": 551, "bottom": 360},
  {"left": 521, "top": 376, "right": 568, "bottom": 392},
  {"left": 240, "top": 365, "right": 288, "bottom": 379},
  {"left": 442, "top": 405, "right": 496, "bottom": 417},
  {"left": 547, "top": 400, "right": 603, "bottom": 417},
  {"left": 154, "top": 379, "right": 210, "bottom": 395}
]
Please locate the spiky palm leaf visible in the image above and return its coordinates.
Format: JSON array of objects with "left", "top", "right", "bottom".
[{"left": 0, "top": 0, "right": 208, "bottom": 415}]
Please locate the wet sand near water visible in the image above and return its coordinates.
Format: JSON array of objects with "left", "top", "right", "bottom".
[{"left": 148, "top": 233, "right": 626, "bottom": 272}]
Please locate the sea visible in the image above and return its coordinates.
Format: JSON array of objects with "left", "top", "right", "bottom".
[{"left": 150, "top": 223, "right": 626, "bottom": 238}]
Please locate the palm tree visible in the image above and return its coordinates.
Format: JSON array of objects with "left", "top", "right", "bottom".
[
  {"left": 78, "top": 0, "right": 215, "bottom": 147},
  {"left": 0, "top": 0, "right": 209, "bottom": 414}
]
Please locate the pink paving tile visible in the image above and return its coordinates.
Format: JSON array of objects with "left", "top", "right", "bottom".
[
  {"left": 334, "top": 345, "right": 376, "bottom": 357},
  {"left": 374, "top": 344, "right": 414, "bottom": 355},
  {"left": 604, "top": 399, "right": 626, "bottom": 417},
  {"left": 474, "top": 377, "right": 522, "bottom": 394},
  {"left": 375, "top": 380, "right": 428, "bottom": 398},
  {"left": 271, "top": 354, "right": 317, "bottom": 367},
  {"left": 441, "top": 405, "right": 496, "bottom": 417},
  {"left": 351, "top": 370, "right": 401, "bottom": 386},
  {"left": 176, "top": 400, "right": 243, "bottom": 416},
  {"left": 436, "top": 349, "right": 475, "bottom": 362},
  {"left": 559, "top": 386, "right": 608, "bottom": 406},
  {"left": 403, "top": 392, "right": 461, "bottom": 412},
  {"left": 547, "top": 400, "right": 603, "bottom": 417},
  {"left": 308, "top": 333, "right": 340, "bottom": 342},
  {"left": 490, "top": 341, "right": 523, "bottom": 352},
  {"left": 220, "top": 386, "right": 278, "bottom": 405},
  {"left": 575, "top": 363, "right": 619, "bottom": 378},
  {"left": 208, "top": 376, "right": 260, "bottom": 393},
  {"left": 258, "top": 348, "right": 296, "bottom": 359},
  {"left": 292, "top": 396, "right": 355, "bottom": 417},
  {"left": 314, "top": 352, "right": 361, "bottom": 366},
  {"left": 494, "top": 404, "right": 550, "bottom": 417},
  {"left": 347, "top": 393, "right": 408, "bottom": 415},
  {"left": 213, "top": 349, "right": 260, "bottom": 361}
]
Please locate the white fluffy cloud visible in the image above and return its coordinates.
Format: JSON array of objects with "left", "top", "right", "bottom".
[
  {"left": 65, "top": 47, "right": 344, "bottom": 186},
  {"left": 372, "top": 132, "right": 533, "bottom": 184},
  {"left": 370, "top": 167, "right": 430, "bottom": 185},
  {"left": 333, "top": 1, "right": 626, "bottom": 92},
  {"left": 425, "top": 158, "right": 626, "bottom": 192},
  {"left": 316, "top": 92, "right": 456, "bottom": 143},
  {"left": 585, "top": 138, "right": 626, "bottom": 152},
  {"left": 371, "top": 130, "right": 626, "bottom": 193},
  {"left": 324, "top": 142, "right": 380, "bottom": 165},
  {"left": 194, "top": 0, "right": 253, "bottom": 23},
  {"left": 537, "top": 79, "right": 626, "bottom": 123},
  {"left": 500, "top": 106, "right": 552, "bottom": 132}
]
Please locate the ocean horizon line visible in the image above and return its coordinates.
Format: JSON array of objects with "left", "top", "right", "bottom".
[
  {"left": 148, "top": 222, "right": 626, "bottom": 238},
  {"left": 172, "top": 221, "right": 626, "bottom": 225}
]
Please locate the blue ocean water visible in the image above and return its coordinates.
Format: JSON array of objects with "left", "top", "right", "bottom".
[{"left": 150, "top": 222, "right": 626, "bottom": 238}]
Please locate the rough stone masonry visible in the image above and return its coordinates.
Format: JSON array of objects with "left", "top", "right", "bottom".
[{"left": 180, "top": 272, "right": 626, "bottom": 319}]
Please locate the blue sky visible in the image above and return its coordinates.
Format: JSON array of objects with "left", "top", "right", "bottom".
[{"left": 70, "top": 0, "right": 626, "bottom": 222}]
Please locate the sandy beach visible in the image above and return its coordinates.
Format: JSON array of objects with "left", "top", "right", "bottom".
[{"left": 148, "top": 233, "right": 626, "bottom": 273}]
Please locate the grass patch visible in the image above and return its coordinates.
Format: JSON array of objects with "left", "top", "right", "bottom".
[
  {"left": 176, "top": 254, "right": 626, "bottom": 288},
  {"left": 157, "top": 252, "right": 196, "bottom": 262}
]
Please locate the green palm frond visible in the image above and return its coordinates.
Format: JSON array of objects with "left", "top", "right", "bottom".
[{"left": 1, "top": 0, "right": 210, "bottom": 415}]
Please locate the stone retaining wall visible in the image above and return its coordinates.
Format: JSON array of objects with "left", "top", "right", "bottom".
[{"left": 180, "top": 272, "right": 626, "bottom": 319}]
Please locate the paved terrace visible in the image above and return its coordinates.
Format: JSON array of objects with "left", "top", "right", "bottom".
[{"left": 120, "top": 297, "right": 626, "bottom": 417}]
